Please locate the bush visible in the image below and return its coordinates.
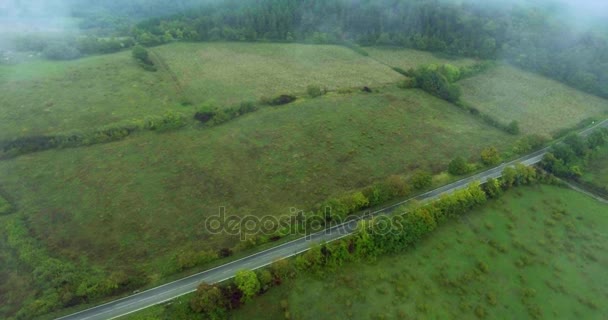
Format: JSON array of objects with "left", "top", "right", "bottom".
[
  {"left": 132, "top": 45, "right": 156, "bottom": 71},
  {"left": 480, "top": 147, "right": 502, "bottom": 166},
  {"left": 411, "top": 170, "right": 433, "bottom": 190},
  {"left": 266, "top": 95, "right": 297, "bottom": 106},
  {"left": 448, "top": 157, "right": 471, "bottom": 175},
  {"left": 307, "top": 85, "right": 325, "bottom": 98},
  {"left": 507, "top": 120, "right": 520, "bottom": 135}
]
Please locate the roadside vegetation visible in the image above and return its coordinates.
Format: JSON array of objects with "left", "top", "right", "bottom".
[{"left": 122, "top": 170, "right": 608, "bottom": 320}]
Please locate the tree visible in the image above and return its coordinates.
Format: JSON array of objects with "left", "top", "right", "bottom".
[
  {"left": 483, "top": 178, "right": 502, "bottom": 198},
  {"left": 480, "top": 147, "right": 501, "bottom": 166},
  {"left": 411, "top": 169, "right": 432, "bottom": 190},
  {"left": 448, "top": 157, "right": 470, "bottom": 175},
  {"left": 564, "top": 134, "right": 587, "bottom": 157},
  {"left": 234, "top": 270, "right": 260, "bottom": 303},
  {"left": 190, "top": 283, "right": 227, "bottom": 319}
]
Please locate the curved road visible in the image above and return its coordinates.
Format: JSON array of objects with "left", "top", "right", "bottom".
[{"left": 56, "top": 120, "right": 608, "bottom": 320}]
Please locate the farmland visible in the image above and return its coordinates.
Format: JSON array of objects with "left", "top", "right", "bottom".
[
  {"left": 0, "top": 87, "right": 516, "bottom": 315},
  {"left": 0, "top": 52, "right": 180, "bottom": 139},
  {"left": 226, "top": 185, "right": 608, "bottom": 320},
  {"left": 366, "top": 47, "right": 477, "bottom": 70},
  {"left": 0, "top": 42, "right": 409, "bottom": 141},
  {"left": 151, "top": 42, "right": 403, "bottom": 106},
  {"left": 459, "top": 65, "right": 608, "bottom": 137}
]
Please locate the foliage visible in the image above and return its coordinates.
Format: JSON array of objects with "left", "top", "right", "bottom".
[
  {"left": 263, "top": 95, "right": 297, "bottom": 106},
  {"left": 131, "top": 0, "right": 608, "bottom": 98},
  {"left": 234, "top": 270, "right": 261, "bottom": 303},
  {"left": 43, "top": 42, "right": 81, "bottom": 60},
  {"left": 507, "top": 121, "right": 521, "bottom": 135},
  {"left": 540, "top": 129, "right": 608, "bottom": 180},
  {"left": 190, "top": 283, "right": 227, "bottom": 319},
  {"left": 448, "top": 157, "right": 471, "bottom": 176},
  {"left": 407, "top": 64, "right": 462, "bottom": 103},
  {"left": 307, "top": 85, "right": 325, "bottom": 98},
  {"left": 480, "top": 147, "right": 502, "bottom": 166},
  {"left": 411, "top": 170, "right": 433, "bottom": 190},
  {"left": 132, "top": 45, "right": 156, "bottom": 71}
]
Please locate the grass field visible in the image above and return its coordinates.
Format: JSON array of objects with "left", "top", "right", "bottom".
[
  {"left": 366, "top": 47, "right": 477, "bottom": 70},
  {"left": 223, "top": 185, "right": 608, "bottom": 320},
  {"left": 0, "top": 52, "right": 180, "bottom": 139},
  {"left": 0, "top": 88, "right": 515, "bottom": 301},
  {"left": 459, "top": 65, "right": 608, "bottom": 137},
  {"left": 0, "top": 42, "right": 413, "bottom": 141},
  {"left": 151, "top": 42, "right": 403, "bottom": 106}
]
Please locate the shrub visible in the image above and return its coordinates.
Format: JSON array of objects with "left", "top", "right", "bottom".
[
  {"left": 234, "top": 270, "right": 261, "bottom": 303},
  {"left": 448, "top": 157, "right": 471, "bottom": 175},
  {"left": 307, "top": 85, "right": 325, "bottom": 98},
  {"left": 507, "top": 120, "right": 520, "bottom": 135},
  {"left": 0, "top": 194, "right": 13, "bottom": 215},
  {"left": 411, "top": 170, "right": 433, "bottom": 190},
  {"left": 267, "top": 95, "right": 297, "bottom": 106},
  {"left": 132, "top": 45, "right": 156, "bottom": 71},
  {"left": 480, "top": 147, "right": 501, "bottom": 166}
]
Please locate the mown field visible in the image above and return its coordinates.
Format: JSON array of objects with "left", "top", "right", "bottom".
[
  {"left": 151, "top": 42, "right": 403, "bottom": 106},
  {"left": 366, "top": 47, "right": 477, "bottom": 70},
  {"left": 0, "top": 52, "right": 180, "bottom": 139},
  {"left": 459, "top": 65, "right": 608, "bottom": 137},
  {"left": 223, "top": 185, "right": 608, "bottom": 320},
  {"left": 0, "top": 88, "right": 516, "bottom": 315}
]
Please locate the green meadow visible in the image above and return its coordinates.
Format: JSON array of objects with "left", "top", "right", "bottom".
[
  {"left": 0, "top": 88, "right": 516, "bottom": 283},
  {"left": 459, "top": 65, "right": 608, "bottom": 137},
  {"left": 151, "top": 42, "right": 403, "bottom": 106}
]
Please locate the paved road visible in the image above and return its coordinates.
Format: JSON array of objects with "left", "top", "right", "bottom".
[{"left": 56, "top": 120, "right": 608, "bottom": 320}]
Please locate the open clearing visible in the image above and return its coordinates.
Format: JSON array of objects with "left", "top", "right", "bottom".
[
  {"left": 151, "top": 42, "right": 403, "bottom": 106},
  {"left": 0, "top": 88, "right": 515, "bottom": 309},
  {"left": 226, "top": 185, "right": 608, "bottom": 320},
  {"left": 459, "top": 65, "right": 608, "bottom": 137},
  {"left": 366, "top": 47, "right": 477, "bottom": 70}
]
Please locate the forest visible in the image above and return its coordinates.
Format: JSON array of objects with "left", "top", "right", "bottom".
[{"left": 128, "top": 0, "right": 608, "bottom": 98}]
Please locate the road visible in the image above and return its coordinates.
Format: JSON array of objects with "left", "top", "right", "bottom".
[{"left": 56, "top": 120, "right": 608, "bottom": 320}]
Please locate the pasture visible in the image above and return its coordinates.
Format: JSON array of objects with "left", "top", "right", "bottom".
[
  {"left": 0, "top": 88, "right": 515, "bottom": 297},
  {"left": 459, "top": 65, "right": 608, "bottom": 137},
  {"left": 366, "top": 47, "right": 477, "bottom": 70},
  {"left": 0, "top": 52, "right": 180, "bottom": 139},
  {"left": 151, "top": 42, "right": 403, "bottom": 106}
]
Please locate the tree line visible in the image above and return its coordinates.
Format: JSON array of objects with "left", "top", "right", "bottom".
[{"left": 130, "top": 0, "right": 607, "bottom": 99}]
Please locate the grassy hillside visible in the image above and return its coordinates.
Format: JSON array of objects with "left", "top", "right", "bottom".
[
  {"left": 152, "top": 42, "right": 403, "bottom": 106},
  {"left": 459, "top": 65, "right": 608, "bottom": 137},
  {"left": 0, "top": 88, "right": 515, "bottom": 289},
  {"left": 0, "top": 53, "right": 180, "bottom": 140},
  {"left": 366, "top": 47, "right": 477, "bottom": 70},
  {"left": 228, "top": 185, "right": 608, "bottom": 319}
]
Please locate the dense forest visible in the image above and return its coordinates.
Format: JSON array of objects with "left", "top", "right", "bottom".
[{"left": 129, "top": 0, "right": 607, "bottom": 98}]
